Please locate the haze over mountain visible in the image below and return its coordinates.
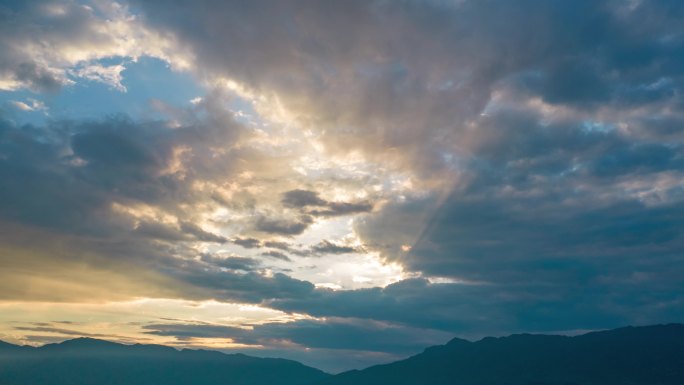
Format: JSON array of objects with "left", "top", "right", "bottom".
[{"left": 0, "top": 337, "right": 329, "bottom": 385}]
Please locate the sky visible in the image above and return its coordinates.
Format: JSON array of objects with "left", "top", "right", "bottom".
[{"left": 0, "top": 0, "right": 683, "bottom": 374}]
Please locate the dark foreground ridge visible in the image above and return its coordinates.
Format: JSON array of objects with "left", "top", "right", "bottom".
[
  {"left": 0, "top": 337, "right": 329, "bottom": 385},
  {"left": 1, "top": 324, "right": 684, "bottom": 385},
  {"left": 316, "top": 323, "right": 684, "bottom": 385}
]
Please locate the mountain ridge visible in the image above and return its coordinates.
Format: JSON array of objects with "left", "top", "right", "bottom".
[
  {"left": 316, "top": 323, "right": 684, "bottom": 385},
  {"left": 2, "top": 324, "right": 684, "bottom": 385},
  {"left": 0, "top": 337, "right": 330, "bottom": 385}
]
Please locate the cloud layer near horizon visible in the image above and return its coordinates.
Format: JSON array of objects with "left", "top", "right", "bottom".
[{"left": 1, "top": 0, "right": 684, "bottom": 373}]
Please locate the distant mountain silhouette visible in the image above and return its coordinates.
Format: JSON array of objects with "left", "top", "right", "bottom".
[
  {"left": 317, "top": 324, "right": 684, "bottom": 385},
  {"left": 3, "top": 325, "right": 684, "bottom": 385},
  {"left": 0, "top": 340, "right": 32, "bottom": 353},
  {"left": 0, "top": 337, "right": 329, "bottom": 385}
]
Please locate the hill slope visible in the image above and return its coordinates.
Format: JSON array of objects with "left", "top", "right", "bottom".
[
  {"left": 318, "top": 324, "right": 684, "bottom": 385},
  {"left": 0, "top": 337, "right": 329, "bottom": 385}
]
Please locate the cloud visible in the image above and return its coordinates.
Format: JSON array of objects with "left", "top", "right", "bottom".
[
  {"left": 140, "top": 316, "right": 454, "bottom": 371},
  {"left": 0, "top": 99, "right": 317, "bottom": 304},
  {"left": 263, "top": 241, "right": 292, "bottom": 251},
  {"left": 71, "top": 63, "right": 128, "bottom": 92},
  {"left": 350, "top": 105, "right": 684, "bottom": 333},
  {"left": 255, "top": 215, "right": 314, "bottom": 236},
  {"left": 179, "top": 222, "right": 228, "bottom": 243},
  {"left": 8, "top": 99, "right": 47, "bottom": 113},
  {"left": 281, "top": 189, "right": 373, "bottom": 217},
  {"left": 0, "top": 215, "right": 320, "bottom": 305},
  {"left": 14, "top": 326, "right": 117, "bottom": 340},
  {"left": 282, "top": 190, "right": 328, "bottom": 208},
  {"left": 0, "top": 0, "right": 185, "bottom": 92},
  {"left": 0, "top": 222, "right": 194, "bottom": 302},
  {"left": 3, "top": 0, "right": 684, "bottom": 364},
  {"left": 266, "top": 279, "right": 476, "bottom": 332},
  {"left": 200, "top": 254, "right": 261, "bottom": 271},
  {"left": 134, "top": 221, "right": 189, "bottom": 242},
  {"left": 232, "top": 237, "right": 262, "bottom": 249},
  {"left": 143, "top": 317, "right": 451, "bottom": 355},
  {"left": 13, "top": 62, "right": 65, "bottom": 93},
  {"left": 266, "top": 276, "right": 669, "bottom": 337},
  {"left": 308, "top": 201, "right": 374, "bottom": 217},
  {"left": 310, "top": 240, "right": 361, "bottom": 255},
  {"left": 261, "top": 251, "right": 292, "bottom": 262},
  {"left": 129, "top": 0, "right": 684, "bottom": 186},
  {"left": 393, "top": 106, "right": 684, "bottom": 281}
]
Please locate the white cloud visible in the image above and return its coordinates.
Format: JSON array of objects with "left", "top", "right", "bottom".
[
  {"left": 72, "top": 63, "right": 128, "bottom": 91},
  {"left": 0, "top": 0, "right": 192, "bottom": 93},
  {"left": 9, "top": 101, "right": 34, "bottom": 111},
  {"left": 9, "top": 98, "right": 48, "bottom": 113}
]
